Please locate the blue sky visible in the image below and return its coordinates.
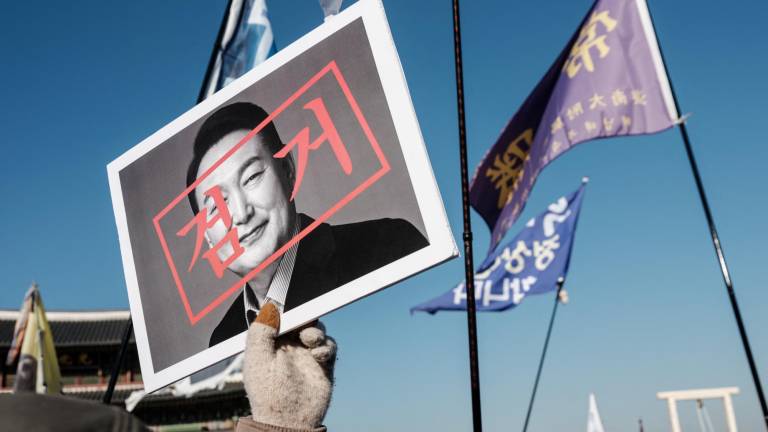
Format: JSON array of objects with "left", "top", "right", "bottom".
[{"left": 2, "top": 0, "right": 767, "bottom": 430}]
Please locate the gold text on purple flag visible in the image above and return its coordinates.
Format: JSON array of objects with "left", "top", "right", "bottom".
[
  {"left": 564, "top": 10, "right": 618, "bottom": 78},
  {"left": 484, "top": 129, "right": 534, "bottom": 209}
]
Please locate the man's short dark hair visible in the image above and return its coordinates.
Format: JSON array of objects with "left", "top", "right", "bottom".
[{"left": 187, "top": 102, "right": 283, "bottom": 215}]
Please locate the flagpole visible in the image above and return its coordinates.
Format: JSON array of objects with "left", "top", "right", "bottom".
[
  {"left": 103, "top": 318, "right": 133, "bottom": 404},
  {"left": 522, "top": 277, "right": 565, "bottom": 432},
  {"left": 198, "top": 0, "right": 234, "bottom": 103},
  {"left": 647, "top": 8, "right": 768, "bottom": 430},
  {"left": 450, "top": 1, "right": 483, "bottom": 431},
  {"left": 678, "top": 118, "right": 768, "bottom": 430}
]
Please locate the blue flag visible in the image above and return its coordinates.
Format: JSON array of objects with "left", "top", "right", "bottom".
[
  {"left": 412, "top": 182, "right": 587, "bottom": 314},
  {"left": 203, "top": 0, "right": 278, "bottom": 98}
]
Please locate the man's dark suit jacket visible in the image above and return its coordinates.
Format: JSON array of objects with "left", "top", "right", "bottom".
[{"left": 209, "top": 213, "right": 428, "bottom": 346}]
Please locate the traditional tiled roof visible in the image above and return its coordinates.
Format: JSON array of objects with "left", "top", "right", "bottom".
[
  {"left": 61, "top": 382, "right": 145, "bottom": 403},
  {"left": 61, "top": 380, "right": 246, "bottom": 404},
  {"left": 0, "top": 310, "right": 247, "bottom": 426},
  {"left": 0, "top": 309, "right": 133, "bottom": 348},
  {"left": 129, "top": 380, "right": 250, "bottom": 426}
]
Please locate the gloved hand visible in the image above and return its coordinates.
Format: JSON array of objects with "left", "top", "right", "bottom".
[{"left": 238, "top": 303, "right": 337, "bottom": 432}]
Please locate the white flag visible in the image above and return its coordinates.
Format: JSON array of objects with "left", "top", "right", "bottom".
[
  {"left": 319, "top": 0, "right": 343, "bottom": 18},
  {"left": 587, "top": 393, "right": 606, "bottom": 432}
]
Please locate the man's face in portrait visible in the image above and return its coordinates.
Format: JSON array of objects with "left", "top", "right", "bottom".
[{"left": 193, "top": 129, "right": 297, "bottom": 277}]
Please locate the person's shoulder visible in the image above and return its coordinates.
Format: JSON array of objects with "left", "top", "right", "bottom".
[
  {"left": 332, "top": 217, "right": 422, "bottom": 237},
  {"left": 330, "top": 217, "right": 429, "bottom": 260},
  {"left": 284, "top": 216, "right": 429, "bottom": 310}
]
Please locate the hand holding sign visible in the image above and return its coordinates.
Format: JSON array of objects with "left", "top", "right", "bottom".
[{"left": 240, "top": 303, "right": 336, "bottom": 431}]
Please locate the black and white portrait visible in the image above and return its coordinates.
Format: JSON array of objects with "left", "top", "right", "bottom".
[
  {"left": 188, "top": 101, "right": 428, "bottom": 347},
  {"left": 108, "top": 2, "right": 456, "bottom": 392}
]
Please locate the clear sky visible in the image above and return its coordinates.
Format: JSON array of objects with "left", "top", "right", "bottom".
[{"left": 1, "top": 0, "right": 767, "bottom": 430}]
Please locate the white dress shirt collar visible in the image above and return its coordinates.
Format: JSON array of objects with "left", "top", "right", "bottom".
[{"left": 243, "top": 223, "right": 300, "bottom": 325}]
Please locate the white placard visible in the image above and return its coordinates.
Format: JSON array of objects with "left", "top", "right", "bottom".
[{"left": 107, "top": 0, "right": 457, "bottom": 393}]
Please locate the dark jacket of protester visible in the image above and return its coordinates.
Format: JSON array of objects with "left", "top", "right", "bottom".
[{"left": 0, "top": 392, "right": 150, "bottom": 432}]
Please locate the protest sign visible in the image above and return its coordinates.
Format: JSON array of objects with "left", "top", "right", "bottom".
[{"left": 108, "top": 0, "right": 457, "bottom": 392}]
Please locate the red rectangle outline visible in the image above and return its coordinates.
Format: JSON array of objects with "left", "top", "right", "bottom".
[{"left": 152, "top": 61, "right": 391, "bottom": 325}]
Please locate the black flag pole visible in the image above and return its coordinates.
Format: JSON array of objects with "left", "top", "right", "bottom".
[
  {"left": 103, "top": 318, "right": 133, "bottom": 404},
  {"left": 676, "top": 117, "right": 768, "bottom": 431},
  {"left": 450, "top": 0, "right": 483, "bottom": 431},
  {"left": 647, "top": 8, "right": 768, "bottom": 430},
  {"left": 198, "top": 0, "right": 235, "bottom": 104},
  {"left": 103, "top": 0, "right": 235, "bottom": 406},
  {"left": 521, "top": 277, "right": 565, "bottom": 432}
]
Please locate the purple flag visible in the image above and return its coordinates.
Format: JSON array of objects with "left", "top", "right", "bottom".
[{"left": 470, "top": 0, "right": 678, "bottom": 256}]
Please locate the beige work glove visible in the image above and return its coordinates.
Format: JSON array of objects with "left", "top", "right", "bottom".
[{"left": 238, "top": 303, "right": 336, "bottom": 432}]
